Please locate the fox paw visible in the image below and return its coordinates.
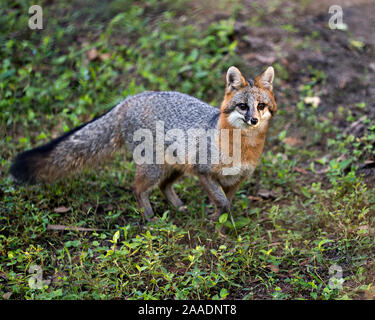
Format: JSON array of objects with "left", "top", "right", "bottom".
[{"left": 208, "top": 211, "right": 220, "bottom": 221}]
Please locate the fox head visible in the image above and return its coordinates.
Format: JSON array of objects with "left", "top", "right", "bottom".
[{"left": 219, "top": 66, "right": 277, "bottom": 131}]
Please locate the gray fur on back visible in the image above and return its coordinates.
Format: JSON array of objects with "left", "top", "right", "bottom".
[
  {"left": 121, "top": 91, "right": 218, "bottom": 129},
  {"left": 118, "top": 91, "right": 220, "bottom": 151}
]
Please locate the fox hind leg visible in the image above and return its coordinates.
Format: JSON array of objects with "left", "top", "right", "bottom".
[
  {"left": 133, "top": 165, "right": 161, "bottom": 221},
  {"left": 159, "top": 170, "right": 184, "bottom": 208}
]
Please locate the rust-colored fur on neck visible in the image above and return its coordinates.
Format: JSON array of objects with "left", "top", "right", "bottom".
[{"left": 218, "top": 111, "right": 268, "bottom": 167}]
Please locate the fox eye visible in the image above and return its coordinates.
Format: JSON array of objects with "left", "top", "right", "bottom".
[
  {"left": 257, "top": 103, "right": 266, "bottom": 111},
  {"left": 237, "top": 103, "right": 248, "bottom": 111}
]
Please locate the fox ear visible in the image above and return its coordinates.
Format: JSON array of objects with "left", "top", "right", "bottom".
[
  {"left": 226, "top": 66, "right": 247, "bottom": 91},
  {"left": 255, "top": 66, "right": 274, "bottom": 91}
]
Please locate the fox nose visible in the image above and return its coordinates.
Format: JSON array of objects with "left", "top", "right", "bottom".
[{"left": 250, "top": 117, "right": 258, "bottom": 125}]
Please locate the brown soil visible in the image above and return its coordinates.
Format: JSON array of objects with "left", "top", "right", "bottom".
[{"left": 226, "top": 0, "right": 375, "bottom": 176}]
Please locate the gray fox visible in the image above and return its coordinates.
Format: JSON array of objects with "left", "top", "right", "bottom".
[{"left": 10, "top": 66, "right": 277, "bottom": 221}]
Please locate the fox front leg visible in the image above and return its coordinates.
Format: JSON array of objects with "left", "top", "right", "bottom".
[{"left": 198, "top": 174, "right": 230, "bottom": 221}]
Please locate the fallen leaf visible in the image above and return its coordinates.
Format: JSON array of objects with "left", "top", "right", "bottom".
[
  {"left": 300, "top": 259, "right": 310, "bottom": 265},
  {"left": 99, "top": 53, "right": 111, "bottom": 61},
  {"left": 2, "top": 292, "right": 12, "bottom": 300},
  {"left": 258, "top": 189, "right": 275, "bottom": 199},
  {"left": 284, "top": 137, "right": 302, "bottom": 146},
  {"left": 304, "top": 96, "right": 321, "bottom": 108},
  {"left": 86, "top": 48, "right": 99, "bottom": 61},
  {"left": 350, "top": 39, "right": 365, "bottom": 49},
  {"left": 268, "top": 264, "right": 279, "bottom": 273},
  {"left": 54, "top": 206, "right": 71, "bottom": 213},
  {"left": 248, "top": 195, "right": 262, "bottom": 201},
  {"left": 242, "top": 53, "right": 256, "bottom": 61},
  {"left": 47, "top": 224, "right": 103, "bottom": 232},
  {"left": 254, "top": 53, "right": 277, "bottom": 64},
  {"left": 364, "top": 286, "right": 375, "bottom": 300},
  {"left": 358, "top": 225, "right": 369, "bottom": 230},
  {"left": 293, "top": 167, "right": 309, "bottom": 175}
]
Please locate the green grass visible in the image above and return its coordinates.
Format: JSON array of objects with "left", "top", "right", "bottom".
[{"left": 1, "top": 0, "right": 374, "bottom": 300}]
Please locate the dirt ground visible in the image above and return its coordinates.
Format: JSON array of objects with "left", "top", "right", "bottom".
[{"left": 228, "top": 0, "right": 375, "bottom": 175}]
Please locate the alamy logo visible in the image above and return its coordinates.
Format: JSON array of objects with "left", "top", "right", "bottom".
[
  {"left": 328, "top": 264, "right": 344, "bottom": 289},
  {"left": 28, "top": 5, "right": 43, "bottom": 30},
  {"left": 28, "top": 264, "right": 50, "bottom": 289},
  {"left": 132, "top": 121, "right": 243, "bottom": 176},
  {"left": 328, "top": 5, "right": 346, "bottom": 30}
]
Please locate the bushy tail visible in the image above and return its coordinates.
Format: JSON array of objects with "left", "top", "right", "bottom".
[{"left": 10, "top": 105, "right": 124, "bottom": 184}]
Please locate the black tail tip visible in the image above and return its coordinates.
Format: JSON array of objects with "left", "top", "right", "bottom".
[{"left": 10, "top": 150, "right": 39, "bottom": 184}]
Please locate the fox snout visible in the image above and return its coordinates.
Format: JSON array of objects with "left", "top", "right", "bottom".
[
  {"left": 227, "top": 106, "right": 261, "bottom": 129},
  {"left": 243, "top": 108, "right": 259, "bottom": 126}
]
